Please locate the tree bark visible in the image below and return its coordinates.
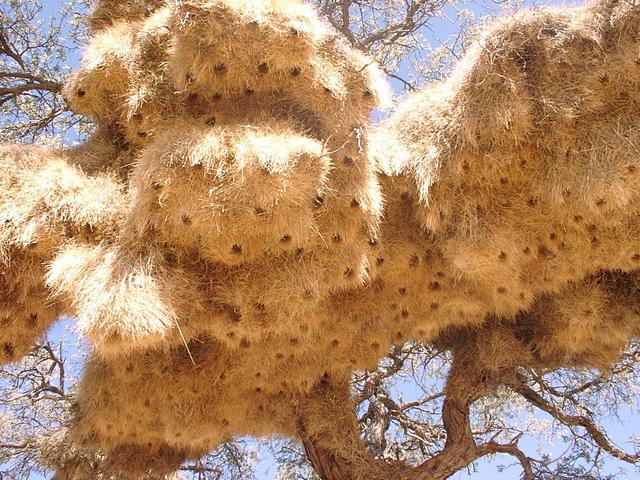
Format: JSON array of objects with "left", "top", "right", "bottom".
[
  {"left": 297, "top": 353, "right": 531, "bottom": 480},
  {"left": 301, "top": 434, "right": 353, "bottom": 480}
]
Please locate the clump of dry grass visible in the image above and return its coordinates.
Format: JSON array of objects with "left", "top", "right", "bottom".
[
  {"left": 0, "top": 144, "right": 125, "bottom": 363},
  {"left": 2, "top": 0, "right": 640, "bottom": 476}
]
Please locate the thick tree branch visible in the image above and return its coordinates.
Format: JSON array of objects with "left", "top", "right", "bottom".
[
  {"left": 476, "top": 440, "right": 534, "bottom": 480},
  {"left": 299, "top": 353, "right": 535, "bottom": 480},
  {"left": 0, "top": 81, "right": 62, "bottom": 96}
]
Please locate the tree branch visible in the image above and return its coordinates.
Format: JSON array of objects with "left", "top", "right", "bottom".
[{"left": 512, "top": 372, "right": 640, "bottom": 464}]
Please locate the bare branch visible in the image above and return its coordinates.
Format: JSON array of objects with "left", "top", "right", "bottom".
[{"left": 512, "top": 372, "right": 640, "bottom": 464}]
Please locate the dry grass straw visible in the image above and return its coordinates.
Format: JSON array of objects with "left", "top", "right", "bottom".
[
  {"left": 3, "top": 0, "right": 640, "bottom": 475},
  {"left": 0, "top": 144, "right": 125, "bottom": 363}
]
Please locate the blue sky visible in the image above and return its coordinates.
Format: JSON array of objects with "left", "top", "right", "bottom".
[{"left": 12, "top": 0, "right": 640, "bottom": 478}]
